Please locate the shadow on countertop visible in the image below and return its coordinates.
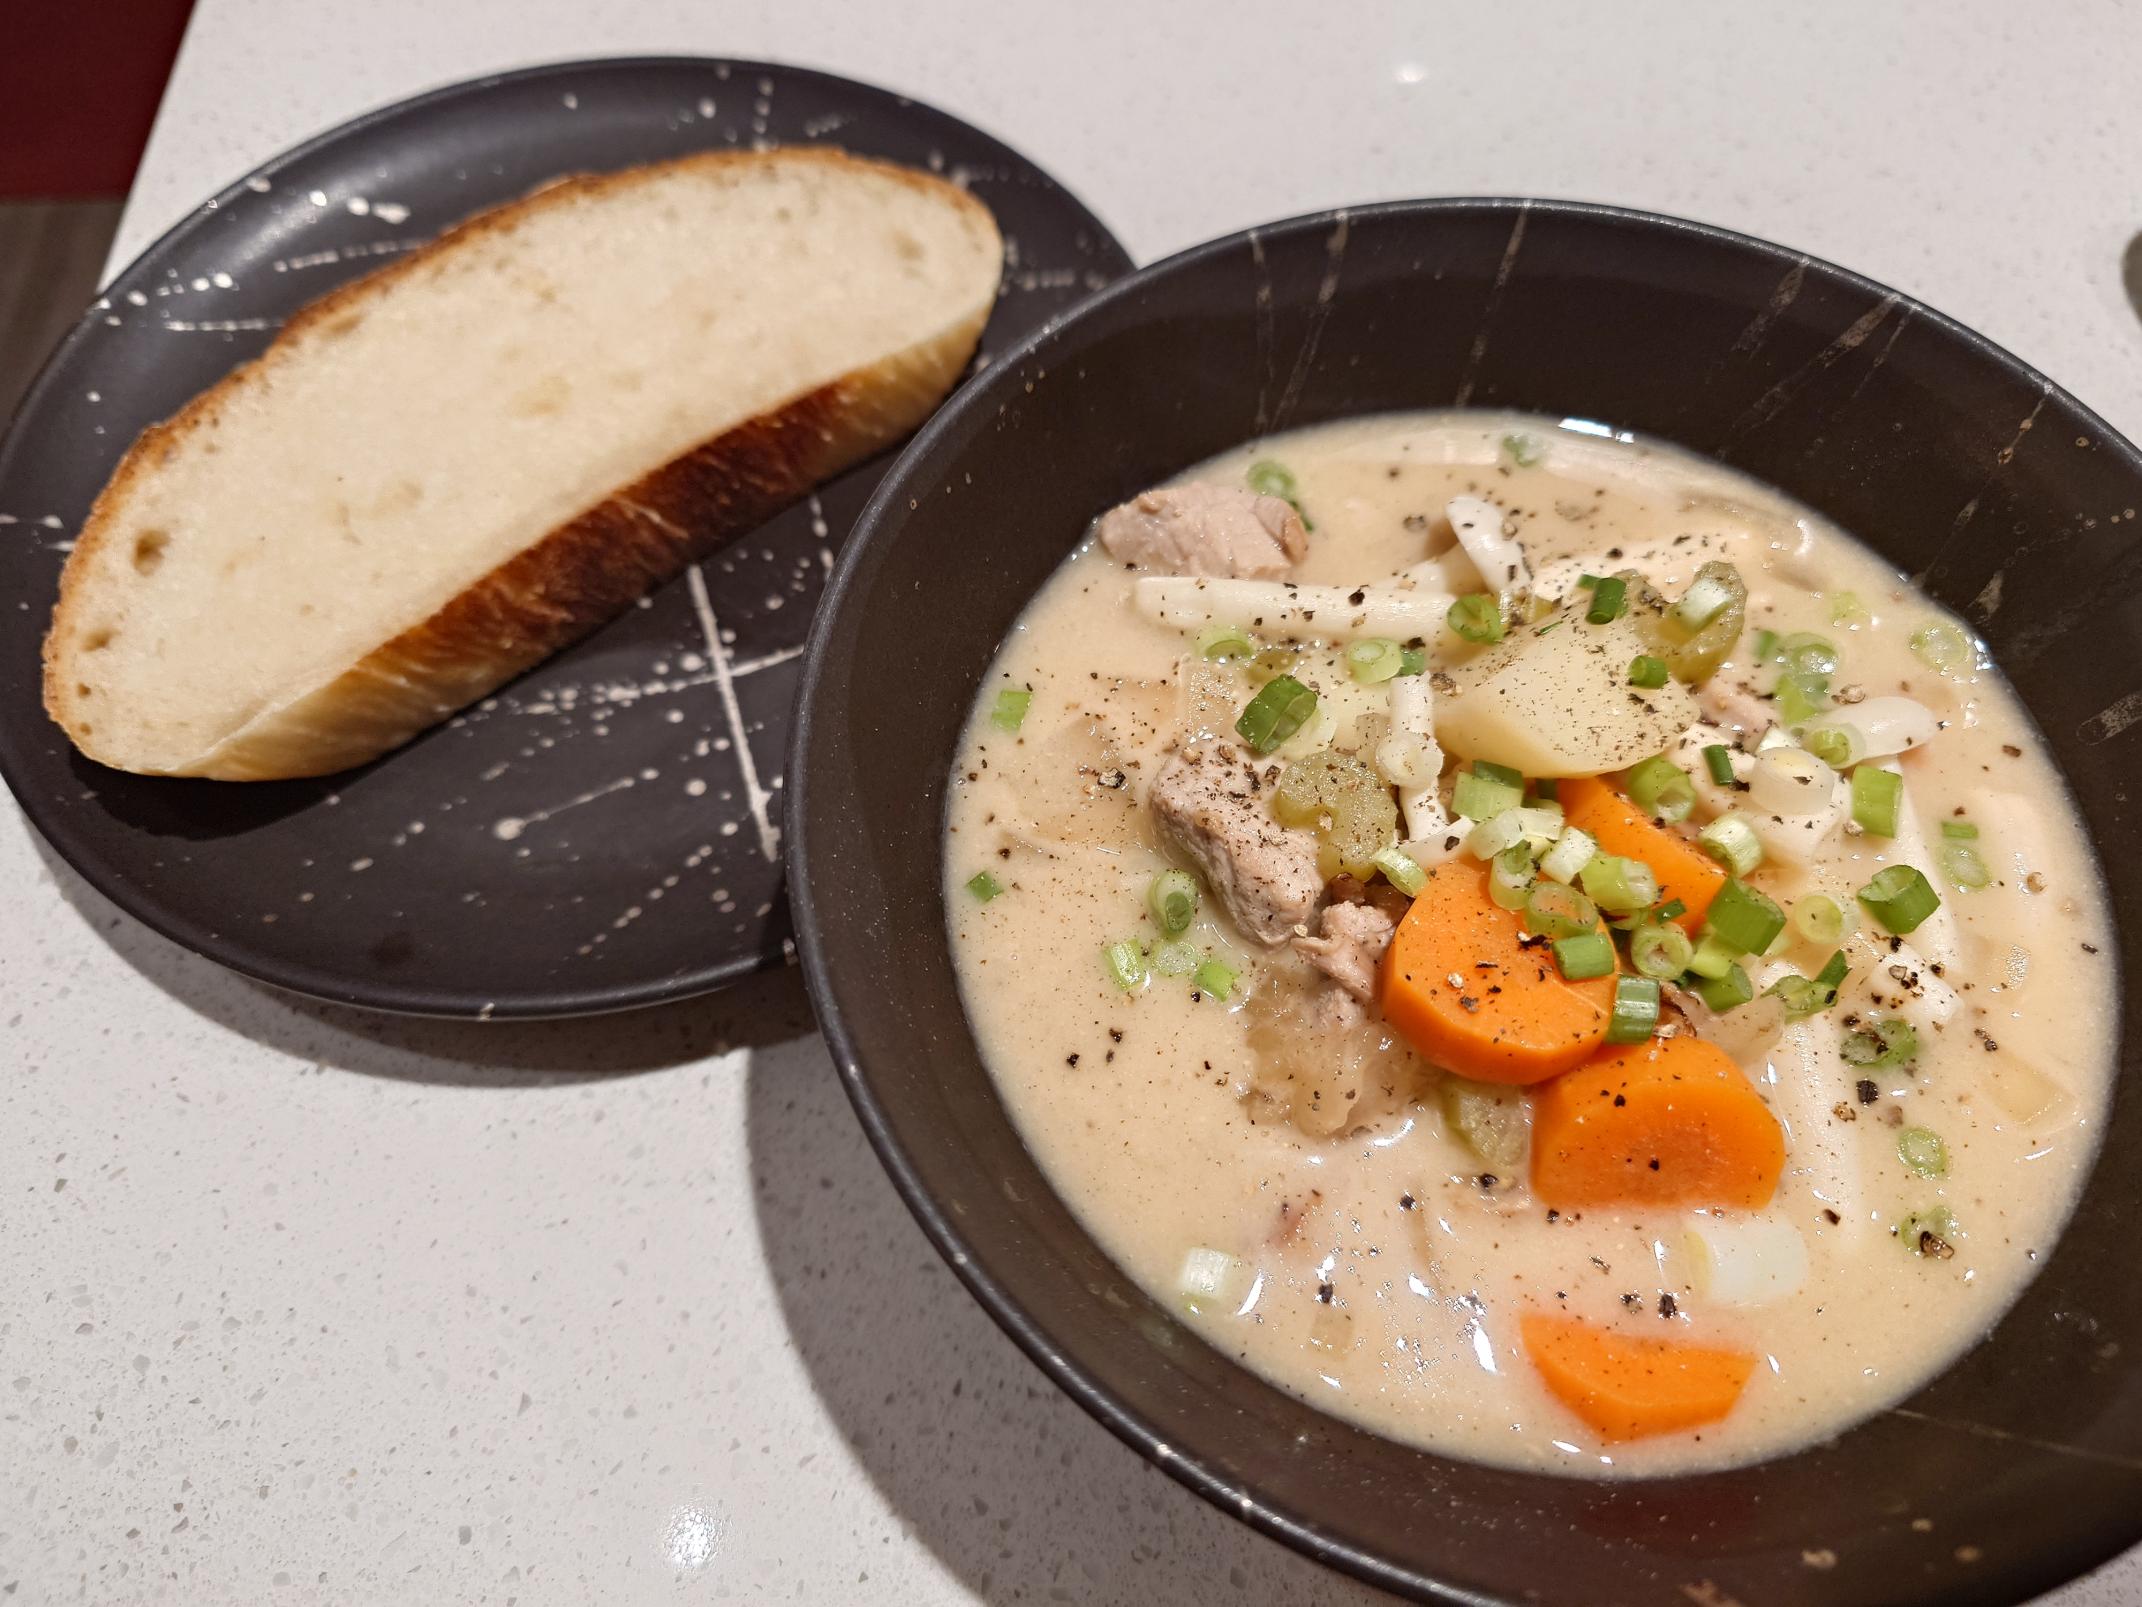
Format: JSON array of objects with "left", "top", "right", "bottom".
[{"left": 743, "top": 1037, "right": 1397, "bottom": 1607}]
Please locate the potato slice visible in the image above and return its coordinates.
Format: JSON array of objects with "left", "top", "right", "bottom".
[{"left": 1437, "top": 604, "right": 1697, "bottom": 776}]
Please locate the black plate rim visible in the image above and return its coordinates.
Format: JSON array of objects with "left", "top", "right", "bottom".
[
  {"left": 787, "top": 195, "right": 2142, "bottom": 1605},
  {"left": 0, "top": 54, "right": 1130, "bottom": 1020}
]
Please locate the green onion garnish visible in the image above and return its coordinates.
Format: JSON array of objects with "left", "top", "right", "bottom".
[
  {"left": 1580, "top": 854, "right": 1659, "bottom": 915},
  {"left": 1234, "top": 674, "right": 1317, "bottom": 755},
  {"left": 1812, "top": 948, "right": 1849, "bottom": 994},
  {"left": 1148, "top": 870, "right": 1200, "bottom": 935},
  {"left": 1586, "top": 577, "right": 1629, "bottom": 624},
  {"left": 1625, "top": 754, "right": 1695, "bottom": 824},
  {"left": 1830, "top": 591, "right": 1871, "bottom": 628},
  {"left": 1752, "top": 628, "right": 1781, "bottom": 663},
  {"left": 1940, "top": 819, "right": 1979, "bottom": 840},
  {"left": 1774, "top": 669, "right": 1830, "bottom": 727},
  {"left": 1857, "top": 865, "right": 1941, "bottom": 934},
  {"left": 1909, "top": 620, "right": 1972, "bottom": 674},
  {"left": 1347, "top": 637, "right": 1406, "bottom": 685},
  {"left": 1939, "top": 839, "right": 1991, "bottom": 889},
  {"left": 1670, "top": 571, "right": 1735, "bottom": 634},
  {"left": 1692, "top": 961, "right": 1754, "bottom": 1012},
  {"left": 1502, "top": 432, "right": 1543, "bottom": 467},
  {"left": 1686, "top": 930, "right": 1740, "bottom": 980},
  {"left": 991, "top": 688, "right": 1032, "bottom": 732},
  {"left": 1628, "top": 920, "right": 1695, "bottom": 980},
  {"left": 1102, "top": 939, "right": 1148, "bottom": 992},
  {"left": 1372, "top": 846, "right": 1427, "bottom": 898},
  {"left": 1489, "top": 844, "right": 1537, "bottom": 910},
  {"left": 1803, "top": 725, "right": 1859, "bottom": 769},
  {"left": 1777, "top": 632, "right": 1840, "bottom": 676},
  {"left": 1453, "top": 763, "right": 1525, "bottom": 821},
  {"left": 1152, "top": 940, "right": 1200, "bottom": 976},
  {"left": 966, "top": 871, "right": 1004, "bottom": 901},
  {"left": 1704, "top": 878, "right": 1786, "bottom": 956},
  {"left": 1398, "top": 646, "right": 1428, "bottom": 676},
  {"left": 1899, "top": 1206, "right": 1961, "bottom": 1257},
  {"left": 1525, "top": 879, "right": 1598, "bottom": 940},
  {"left": 1552, "top": 929, "right": 1616, "bottom": 981},
  {"left": 1841, "top": 1015, "right": 1919, "bottom": 1069},
  {"left": 1246, "top": 459, "right": 1298, "bottom": 499},
  {"left": 1575, "top": 574, "right": 1603, "bottom": 590},
  {"left": 1446, "top": 593, "right": 1506, "bottom": 645},
  {"left": 1764, "top": 974, "right": 1827, "bottom": 1018},
  {"left": 1702, "top": 744, "right": 1738, "bottom": 787},
  {"left": 1697, "top": 813, "right": 1764, "bottom": 877},
  {"left": 1605, "top": 975, "right": 1661, "bottom": 1041},
  {"left": 1653, "top": 898, "right": 1687, "bottom": 922},
  {"left": 1628, "top": 654, "right": 1670, "bottom": 689},
  {"left": 1850, "top": 766, "right": 1902, "bottom": 837},
  {"left": 1538, "top": 824, "right": 1597, "bottom": 885},
  {"left": 1192, "top": 958, "right": 1237, "bottom": 1000},
  {"left": 1196, "top": 623, "right": 1256, "bottom": 661},
  {"left": 1792, "top": 894, "right": 1844, "bottom": 946},
  {"left": 1897, "top": 1126, "right": 1949, "bottom": 1178}
]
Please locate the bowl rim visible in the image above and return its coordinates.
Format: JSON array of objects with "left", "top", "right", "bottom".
[{"left": 786, "top": 195, "right": 2142, "bottom": 1605}]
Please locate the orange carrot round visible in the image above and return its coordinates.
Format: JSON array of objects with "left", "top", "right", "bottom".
[
  {"left": 1530, "top": 1034, "right": 1785, "bottom": 1210},
  {"left": 1520, "top": 1313, "right": 1754, "bottom": 1441},
  {"left": 1558, "top": 774, "right": 1723, "bottom": 933},
  {"left": 1378, "top": 863, "right": 1612, "bottom": 1086}
]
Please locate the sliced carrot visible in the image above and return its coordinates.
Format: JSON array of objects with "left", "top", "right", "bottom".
[
  {"left": 1520, "top": 1312, "right": 1754, "bottom": 1441},
  {"left": 1378, "top": 862, "right": 1613, "bottom": 1086},
  {"left": 1530, "top": 1034, "right": 1785, "bottom": 1210},
  {"left": 1557, "top": 774, "right": 1724, "bottom": 933}
]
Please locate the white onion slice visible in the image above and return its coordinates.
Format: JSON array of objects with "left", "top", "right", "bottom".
[
  {"left": 1749, "top": 746, "right": 1835, "bottom": 816},
  {"left": 1806, "top": 695, "right": 1938, "bottom": 760}
]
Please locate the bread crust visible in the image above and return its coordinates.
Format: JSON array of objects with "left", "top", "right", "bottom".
[{"left": 44, "top": 148, "right": 997, "bottom": 779}]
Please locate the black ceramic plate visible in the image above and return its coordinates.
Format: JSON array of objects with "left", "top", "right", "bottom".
[
  {"left": 0, "top": 57, "right": 1130, "bottom": 1018},
  {"left": 791, "top": 200, "right": 2142, "bottom": 1605}
]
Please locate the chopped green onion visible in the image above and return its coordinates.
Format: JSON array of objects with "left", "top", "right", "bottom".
[
  {"left": 1899, "top": 1206, "right": 1961, "bottom": 1257},
  {"left": 1671, "top": 571, "right": 1736, "bottom": 633},
  {"left": 1629, "top": 920, "right": 1695, "bottom": 980},
  {"left": 1774, "top": 669, "right": 1830, "bottom": 727},
  {"left": 1628, "top": 654, "right": 1670, "bottom": 689},
  {"left": 1697, "top": 814, "right": 1764, "bottom": 877},
  {"left": 1347, "top": 637, "right": 1406, "bottom": 685},
  {"left": 1625, "top": 755, "right": 1695, "bottom": 824},
  {"left": 1829, "top": 591, "right": 1871, "bottom": 628},
  {"left": 1792, "top": 894, "right": 1844, "bottom": 946},
  {"left": 1803, "top": 724, "right": 1863, "bottom": 769},
  {"left": 1909, "top": 620, "right": 1972, "bottom": 674},
  {"left": 1939, "top": 839, "right": 1991, "bottom": 889},
  {"left": 1812, "top": 949, "right": 1849, "bottom": 994},
  {"left": 1586, "top": 576, "right": 1629, "bottom": 624},
  {"left": 966, "top": 871, "right": 1004, "bottom": 901},
  {"left": 1580, "top": 854, "right": 1659, "bottom": 914},
  {"left": 1246, "top": 459, "right": 1298, "bottom": 499},
  {"left": 1850, "top": 766, "right": 1902, "bottom": 836},
  {"left": 1704, "top": 878, "right": 1787, "bottom": 956},
  {"left": 1525, "top": 879, "right": 1598, "bottom": 940},
  {"left": 1752, "top": 628, "right": 1781, "bottom": 664},
  {"left": 1196, "top": 623, "right": 1256, "bottom": 661},
  {"left": 1245, "top": 646, "right": 1300, "bottom": 686},
  {"left": 1453, "top": 761, "right": 1525, "bottom": 821},
  {"left": 1191, "top": 958, "right": 1237, "bottom": 1000},
  {"left": 1765, "top": 974, "right": 1827, "bottom": 1018},
  {"left": 1553, "top": 930, "right": 1617, "bottom": 981},
  {"left": 1152, "top": 940, "right": 1200, "bottom": 976},
  {"left": 1373, "top": 846, "right": 1427, "bottom": 897},
  {"left": 1539, "top": 825, "right": 1597, "bottom": 885},
  {"left": 1446, "top": 593, "right": 1506, "bottom": 645},
  {"left": 1940, "top": 819, "right": 1979, "bottom": 840},
  {"left": 1502, "top": 432, "right": 1543, "bottom": 467},
  {"left": 1857, "top": 865, "right": 1941, "bottom": 935},
  {"left": 1693, "top": 962, "right": 1754, "bottom": 1012},
  {"left": 1777, "top": 632, "right": 1840, "bottom": 676},
  {"left": 1897, "top": 1126, "right": 1949, "bottom": 1178},
  {"left": 1687, "top": 932, "right": 1741, "bottom": 981},
  {"left": 1489, "top": 844, "right": 1538, "bottom": 910},
  {"left": 1653, "top": 898, "right": 1687, "bottom": 922},
  {"left": 1148, "top": 870, "right": 1200, "bottom": 935},
  {"left": 1605, "top": 975, "right": 1661, "bottom": 1041},
  {"left": 1468, "top": 804, "right": 1565, "bottom": 861},
  {"left": 1575, "top": 574, "right": 1603, "bottom": 590},
  {"left": 1841, "top": 1015, "right": 1919, "bottom": 1069},
  {"left": 1702, "top": 744, "right": 1738, "bottom": 787},
  {"left": 1234, "top": 674, "right": 1317, "bottom": 755},
  {"left": 1103, "top": 940, "right": 1147, "bottom": 991},
  {"left": 991, "top": 688, "right": 1032, "bottom": 732},
  {"left": 1398, "top": 646, "right": 1428, "bottom": 676}
]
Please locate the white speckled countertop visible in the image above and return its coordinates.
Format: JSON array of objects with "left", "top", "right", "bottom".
[{"left": 6, "top": 1, "right": 2141, "bottom": 1601}]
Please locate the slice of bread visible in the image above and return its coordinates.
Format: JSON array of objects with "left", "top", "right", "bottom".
[{"left": 45, "top": 148, "right": 1002, "bottom": 779}]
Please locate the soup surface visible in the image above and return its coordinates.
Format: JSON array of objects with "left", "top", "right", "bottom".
[{"left": 944, "top": 411, "right": 2113, "bottom": 1475}]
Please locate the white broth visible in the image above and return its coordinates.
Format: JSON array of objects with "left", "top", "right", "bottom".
[{"left": 943, "top": 411, "right": 2113, "bottom": 1476}]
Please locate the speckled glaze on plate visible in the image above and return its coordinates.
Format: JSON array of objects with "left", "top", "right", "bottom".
[
  {"left": 790, "top": 200, "right": 2142, "bottom": 1604},
  {"left": 0, "top": 56, "right": 1130, "bottom": 1018}
]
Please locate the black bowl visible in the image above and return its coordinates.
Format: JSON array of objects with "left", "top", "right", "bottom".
[{"left": 788, "top": 200, "right": 2142, "bottom": 1606}]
